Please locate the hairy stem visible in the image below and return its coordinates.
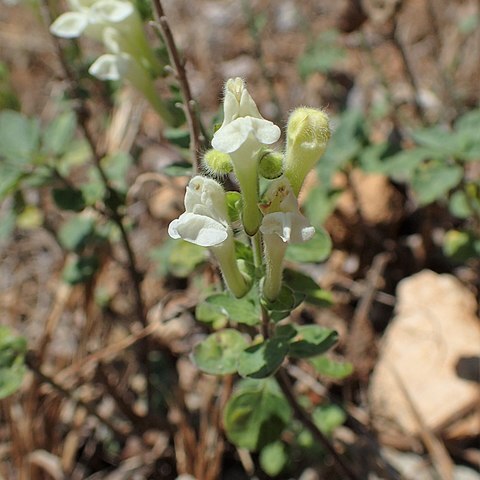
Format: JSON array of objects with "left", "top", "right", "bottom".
[
  {"left": 151, "top": 0, "right": 204, "bottom": 172},
  {"left": 40, "top": 0, "right": 163, "bottom": 412}
]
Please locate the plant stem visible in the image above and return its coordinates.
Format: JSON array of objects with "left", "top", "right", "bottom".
[
  {"left": 40, "top": 0, "right": 162, "bottom": 412},
  {"left": 252, "top": 231, "right": 263, "bottom": 269},
  {"left": 260, "top": 302, "right": 358, "bottom": 478},
  {"left": 274, "top": 368, "right": 361, "bottom": 480},
  {"left": 150, "top": 0, "right": 203, "bottom": 172},
  {"left": 390, "top": 8, "right": 427, "bottom": 123}
]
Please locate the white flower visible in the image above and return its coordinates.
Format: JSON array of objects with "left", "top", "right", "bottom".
[
  {"left": 88, "top": 51, "right": 174, "bottom": 124},
  {"left": 211, "top": 78, "right": 281, "bottom": 235},
  {"left": 50, "top": 0, "right": 135, "bottom": 40},
  {"left": 88, "top": 52, "right": 128, "bottom": 81},
  {"left": 211, "top": 77, "right": 280, "bottom": 154},
  {"left": 168, "top": 176, "right": 229, "bottom": 248},
  {"left": 260, "top": 211, "right": 315, "bottom": 244},
  {"left": 259, "top": 178, "right": 314, "bottom": 301},
  {"left": 168, "top": 176, "right": 251, "bottom": 297},
  {"left": 260, "top": 178, "right": 315, "bottom": 244}
]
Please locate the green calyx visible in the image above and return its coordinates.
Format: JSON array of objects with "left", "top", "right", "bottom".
[{"left": 203, "top": 149, "right": 233, "bottom": 176}]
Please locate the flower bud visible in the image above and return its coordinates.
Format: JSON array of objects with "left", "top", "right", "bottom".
[
  {"left": 203, "top": 149, "right": 233, "bottom": 176},
  {"left": 283, "top": 107, "right": 330, "bottom": 196},
  {"left": 258, "top": 148, "right": 283, "bottom": 179}
]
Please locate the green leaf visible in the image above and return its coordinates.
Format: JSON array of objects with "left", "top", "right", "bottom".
[
  {"left": 80, "top": 167, "right": 105, "bottom": 205},
  {"left": 449, "top": 190, "right": 474, "bottom": 219},
  {"left": 274, "top": 324, "right": 297, "bottom": 340},
  {"left": 223, "top": 379, "right": 292, "bottom": 451},
  {"left": 42, "top": 111, "right": 77, "bottom": 156},
  {"left": 381, "top": 147, "right": 433, "bottom": 181},
  {"left": 192, "top": 329, "right": 248, "bottom": 375},
  {"left": 0, "top": 209, "right": 16, "bottom": 239},
  {"left": 163, "top": 128, "right": 190, "bottom": 148},
  {"left": 62, "top": 255, "right": 100, "bottom": 284},
  {"left": 151, "top": 238, "right": 208, "bottom": 278},
  {"left": 0, "top": 326, "right": 27, "bottom": 399},
  {"left": 205, "top": 293, "right": 260, "bottom": 326},
  {"left": 298, "top": 30, "right": 346, "bottom": 78},
  {"left": 16, "top": 205, "right": 43, "bottom": 229},
  {"left": 304, "top": 186, "right": 343, "bottom": 227},
  {"left": 263, "top": 285, "right": 302, "bottom": 322},
  {"left": 317, "top": 109, "right": 366, "bottom": 186},
  {"left": 58, "top": 216, "right": 96, "bottom": 252},
  {"left": 283, "top": 269, "right": 333, "bottom": 307},
  {"left": 411, "top": 163, "right": 463, "bottom": 205},
  {"left": 312, "top": 404, "right": 346, "bottom": 436},
  {"left": 0, "top": 110, "right": 40, "bottom": 162},
  {"left": 455, "top": 108, "right": 480, "bottom": 133},
  {"left": 309, "top": 356, "right": 354, "bottom": 379},
  {"left": 412, "top": 127, "right": 461, "bottom": 155},
  {"left": 102, "top": 152, "right": 133, "bottom": 194},
  {"left": 226, "top": 191, "right": 242, "bottom": 223},
  {"left": 195, "top": 302, "right": 228, "bottom": 329},
  {"left": 443, "top": 229, "right": 480, "bottom": 262},
  {"left": 286, "top": 228, "right": 332, "bottom": 263},
  {"left": 237, "top": 338, "right": 289, "bottom": 379},
  {"left": 0, "top": 327, "right": 27, "bottom": 366},
  {"left": 52, "top": 188, "right": 86, "bottom": 212},
  {"left": 162, "top": 161, "right": 193, "bottom": 177},
  {"left": 358, "top": 142, "right": 399, "bottom": 173},
  {"left": 259, "top": 441, "right": 288, "bottom": 477},
  {"left": 289, "top": 325, "right": 338, "bottom": 359},
  {"left": 0, "top": 164, "right": 24, "bottom": 201},
  {"left": 58, "top": 139, "right": 91, "bottom": 175}
]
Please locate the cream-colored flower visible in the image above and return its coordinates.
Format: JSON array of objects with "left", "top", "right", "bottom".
[
  {"left": 50, "top": 0, "right": 135, "bottom": 40},
  {"left": 260, "top": 178, "right": 315, "bottom": 301},
  {"left": 168, "top": 176, "right": 251, "bottom": 298},
  {"left": 212, "top": 77, "right": 280, "bottom": 154},
  {"left": 168, "top": 176, "right": 229, "bottom": 248},
  {"left": 211, "top": 78, "right": 281, "bottom": 235}
]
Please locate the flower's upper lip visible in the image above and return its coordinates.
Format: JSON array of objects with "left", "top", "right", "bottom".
[
  {"left": 211, "top": 78, "right": 281, "bottom": 155},
  {"left": 212, "top": 117, "right": 280, "bottom": 154}
]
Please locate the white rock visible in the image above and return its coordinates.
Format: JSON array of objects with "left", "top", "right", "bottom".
[{"left": 369, "top": 270, "right": 480, "bottom": 435}]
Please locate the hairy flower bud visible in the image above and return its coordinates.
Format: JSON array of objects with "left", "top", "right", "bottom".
[
  {"left": 283, "top": 107, "right": 330, "bottom": 196},
  {"left": 203, "top": 149, "right": 233, "bottom": 176}
]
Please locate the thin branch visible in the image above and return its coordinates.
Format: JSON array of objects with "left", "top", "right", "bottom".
[
  {"left": 275, "top": 368, "right": 361, "bottom": 480},
  {"left": 260, "top": 301, "right": 358, "bottom": 479},
  {"left": 39, "top": 0, "right": 170, "bottom": 412},
  {"left": 150, "top": 0, "right": 203, "bottom": 172},
  {"left": 390, "top": 10, "right": 428, "bottom": 123}
]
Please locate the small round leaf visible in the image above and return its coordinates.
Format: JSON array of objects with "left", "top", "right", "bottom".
[{"left": 192, "top": 329, "right": 248, "bottom": 375}]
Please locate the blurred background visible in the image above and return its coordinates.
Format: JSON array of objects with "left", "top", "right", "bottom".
[{"left": 0, "top": 0, "right": 479, "bottom": 479}]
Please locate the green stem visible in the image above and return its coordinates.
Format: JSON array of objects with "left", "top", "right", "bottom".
[
  {"left": 252, "top": 231, "right": 263, "bottom": 269},
  {"left": 212, "top": 234, "right": 251, "bottom": 298},
  {"left": 263, "top": 234, "right": 287, "bottom": 302},
  {"left": 234, "top": 164, "right": 261, "bottom": 236},
  {"left": 275, "top": 368, "right": 360, "bottom": 480}
]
